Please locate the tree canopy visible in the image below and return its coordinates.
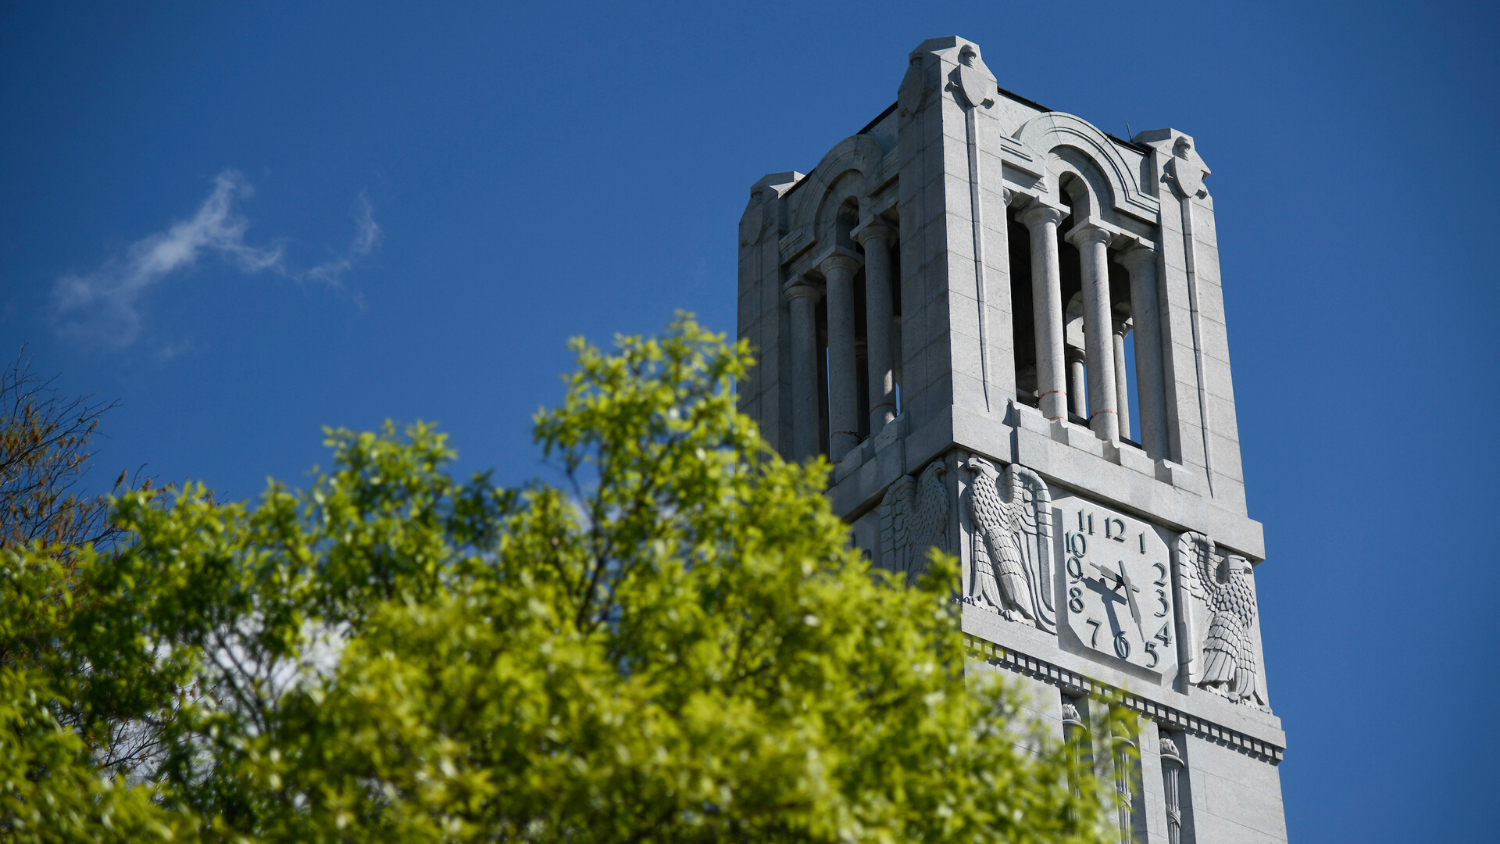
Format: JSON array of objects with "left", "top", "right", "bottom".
[{"left": 1, "top": 317, "right": 1112, "bottom": 843}]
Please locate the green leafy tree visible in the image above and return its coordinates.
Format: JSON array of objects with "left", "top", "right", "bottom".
[{"left": 5, "top": 317, "right": 1114, "bottom": 843}]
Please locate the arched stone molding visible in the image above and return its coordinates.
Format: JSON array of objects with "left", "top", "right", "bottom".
[
  {"left": 781, "top": 134, "right": 889, "bottom": 265},
  {"left": 1052, "top": 149, "right": 1114, "bottom": 223},
  {"left": 1015, "top": 112, "right": 1159, "bottom": 224}
]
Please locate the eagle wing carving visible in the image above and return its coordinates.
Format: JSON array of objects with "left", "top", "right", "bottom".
[
  {"left": 963, "top": 456, "right": 1055, "bottom": 632},
  {"left": 878, "top": 462, "right": 948, "bottom": 585},
  {"left": 1176, "top": 531, "right": 1263, "bottom": 706}
]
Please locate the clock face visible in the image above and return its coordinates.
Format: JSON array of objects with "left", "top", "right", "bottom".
[{"left": 1053, "top": 493, "right": 1174, "bottom": 672}]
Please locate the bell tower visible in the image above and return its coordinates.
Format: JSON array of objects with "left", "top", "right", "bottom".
[{"left": 738, "top": 36, "right": 1287, "bottom": 843}]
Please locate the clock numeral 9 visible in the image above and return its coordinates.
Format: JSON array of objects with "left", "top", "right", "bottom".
[{"left": 1066, "top": 556, "right": 1084, "bottom": 581}]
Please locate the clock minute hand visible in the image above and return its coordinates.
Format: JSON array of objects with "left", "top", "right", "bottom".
[{"left": 1115, "top": 563, "right": 1145, "bottom": 637}]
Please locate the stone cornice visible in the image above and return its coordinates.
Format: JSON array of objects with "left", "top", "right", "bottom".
[{"left": 964, "top": 634, "right": 1285, "bottom": 765}]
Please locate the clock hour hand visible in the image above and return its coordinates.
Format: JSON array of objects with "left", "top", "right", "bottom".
[
  {"left": 1090, "top": 561, "right": 1146, "bottom": 639},
  {"left": 1090, "top": 561, "right": 1121, "bottom": 588}
]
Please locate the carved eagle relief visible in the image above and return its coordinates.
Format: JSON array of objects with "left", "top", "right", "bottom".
[
  {"left": 877, "top": 461, "right": 949, "bottom": 585},
  {"left": 963, "top": 456, "right": 1056, "bottom": 633},
  {"left": 1175, "top": 531, "right": 1266, "bottom": 708}
]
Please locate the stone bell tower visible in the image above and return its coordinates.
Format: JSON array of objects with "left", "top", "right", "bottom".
[{"left": 738, "top": 36, "right": 1287, "bottom": 843}]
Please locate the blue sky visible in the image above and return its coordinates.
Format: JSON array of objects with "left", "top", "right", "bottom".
[{"left": 3, "top": 1, "right": 1496, "bottom": 839}]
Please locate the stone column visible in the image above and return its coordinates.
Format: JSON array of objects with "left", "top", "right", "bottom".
[
  {"left": 1067, "top": 223, "right": 1119, "bottom": 442},
  {"left": 820, "top": 250, "right": 863, "bottom": 461},
  {"left": 1159, "top": 736, "right": 1185, "bottom": 844},
  {"left": 1118, "top": 244, "right": 1168, "bottom": 459},
  {"left": 853, "top": 221, "right": 898, "bottom": 432},
  {"left": 1112, "top": 735, "right": 1137, "bottom": 844},
  {"left": 784, "top": 278, "right": 823, "bottom": 461},
  {"left": 1019, "top": 203, "right": 1068, "bottom": 421},
  {"left": 1065, "top": 345, "right": 1087, "bottom": 419},
  {"left": 1112, "top": 312, "right": 1132, "bottom": 441}
]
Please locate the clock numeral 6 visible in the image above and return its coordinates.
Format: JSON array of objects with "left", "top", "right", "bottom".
[
  {"left": 1068, "top": 586, "right": 1085, "bottom": 613},
  {"left": 1113, "top": 631, "right": 1131, "bottom": 659}
]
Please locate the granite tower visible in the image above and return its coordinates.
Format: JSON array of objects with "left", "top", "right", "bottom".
[{"left": 737, "top": 36, "right": 1286, "bottom": 844}]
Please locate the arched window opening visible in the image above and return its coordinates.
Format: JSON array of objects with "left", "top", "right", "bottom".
[
  {"left": 1108, "top": 256, "right": 1142, "bottom": 446},
  {"left": 889, "top": 232, "right": 903, "bottom": 416},
  {"left": 1007, "top": 204, "right": 1038, "bottom": 407},
  {"left": 815, "top": 294, "right": 830, "bottom": 458},
  {"left": 1064, "top": 293, "right": 1088, "bottom": 425},
  {"left": 853, "top": 264, "right": 871, "bottom": 443}
]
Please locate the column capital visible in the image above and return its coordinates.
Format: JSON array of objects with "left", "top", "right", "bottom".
[
  {"left": 782, "top": 275, "right": 824, "bottom": 302},
  {"left": 1065, "top": 221, "right": 1114, "bottom": 249},
  {"left": 815, "top": 246, "right": 863, "bottom": 276},
  {"left": 1018, "top": 200, "right": 1066, "bottom": 229},
  {"left": 850, "top": 220, "right": 896, "bottom": 247},
  {"left": 1064, "top": 344, "right": 1086, "bottom": 365},
  {"left": 1116, "top": 241, "right": 1159, "bottom": 272},
  {"left": 1112, "top": 311, "right": 1133, "bottom": 336}
]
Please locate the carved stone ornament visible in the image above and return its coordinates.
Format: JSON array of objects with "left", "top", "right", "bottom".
[
  {"left": 1167, "top": 138, "right": 1210, "bottom": 199},
  {"left": 963, "top": 456, "right": 1056, "bottom": 632},
  {"left": 897, "top": 54, "right": 928, "bottom": 116},
  {"left": 1176, "top": 532, "right": 1267, "bottom": 708},
  {"left": 1158, "top": 735, "right": 1182, "bottom": 764},
  {"left": 877, "top": 462, "right": 950, "bottom": 585},
  {"left": 953, "top": 64, "right": 995, "bottom": 109}
]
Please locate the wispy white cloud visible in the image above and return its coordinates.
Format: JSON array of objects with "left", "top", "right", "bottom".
[
  {"left": 51, "top": 170, "right": 380, "bottom": 350},
  {"left": 304, "top": 192, "right": 383, "bottom": 296}
]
